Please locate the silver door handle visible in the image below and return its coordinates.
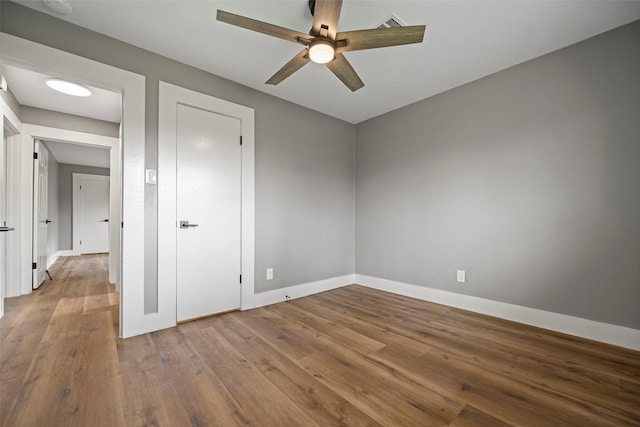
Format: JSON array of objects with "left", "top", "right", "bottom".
[
  {"left": 0, "top": 226, "right": 15, "bottom": 232},
  {"left": 99, "top": 219, "right": 109, "bottom": 222},
  {"left": 179, "top": 221, "right": 199, "bottom": 229},
  {"left": 44, "top": 219, "right": 53, "bottom": 224}
]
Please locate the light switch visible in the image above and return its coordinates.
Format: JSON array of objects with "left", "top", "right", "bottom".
[
  {"left": 145, "top": 169, "right": 157, "bottom": 185},
  {"left": 266, "top": 268, "right": 274, "bottom": 280},
  {"left": 457, "top": 270, "right": 466, "bottom": 283}
]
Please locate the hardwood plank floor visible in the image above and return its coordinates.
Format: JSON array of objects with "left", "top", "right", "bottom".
[{"left": 1, "top": 255, "right": 639, "bottom": 426}]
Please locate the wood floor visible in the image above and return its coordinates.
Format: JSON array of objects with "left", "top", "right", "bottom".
[{"left": 1, "top": 255, "right": 639, "bottom": 426}]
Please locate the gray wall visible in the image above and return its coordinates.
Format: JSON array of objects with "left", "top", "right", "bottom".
[
  {"left": 20, "top": 106, "right": 120, "bottom": 138},
  {"left": 46, "top": 148, "right": 59, "bottom": 260},
  {"left": 2, "top": 2, "right": 355, "bottom": 297},
  {"left": 256, "top": 108, "right": 354, "bottom": 289},
  {"left": 355, "top": 21, "right": 640, "bottom": 329},
  {"left": 57, "top": 164, "right": 109, "bottom": 250}
]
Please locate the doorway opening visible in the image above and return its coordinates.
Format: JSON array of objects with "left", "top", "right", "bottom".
[
  {"left": 2, "top": 33, "right": 146, "bottom": 338},
  {"left": 1, "top": 60, "right": 122, "bottom": 319}
]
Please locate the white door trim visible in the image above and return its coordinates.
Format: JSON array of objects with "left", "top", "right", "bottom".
[
  {"left": 158, "top": 81, "right": 255, "bottom": 329},
  {"left": 23, "top": 125, "right": 120, "bottom": 279},
  {"left": 72, "top": 173, "right": 110, "bottom": 255},
  {"left": 0, "top": 97, "right": 22, "bottom": 318},
  {"left": 1, "top": 33, "right": 145, "bottom": 338}
]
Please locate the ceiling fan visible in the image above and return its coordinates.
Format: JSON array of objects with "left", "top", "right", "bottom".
[{"left": 217, "top": 0, "right": 426, "bottom": 92}]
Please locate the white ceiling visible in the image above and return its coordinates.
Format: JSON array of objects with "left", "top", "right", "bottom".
[
  {"left": 7, "top": 1, "right": 640, "bottom": 124},
  {"left": 42, "top": 139, "right": 111, "bottom": 168},
  {"left": 1, "top": 64, "right": 121, "bottom": 123}
]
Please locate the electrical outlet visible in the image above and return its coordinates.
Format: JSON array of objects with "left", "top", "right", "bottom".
[
  {"left": 457, "top": 270, "right": 466, "bottom": 283},
  {"left": 266, "top": 268, "right": 274, "bottom": 280},
  {"left": 285, "top": 295, "right": 292, "bottom": 301}
]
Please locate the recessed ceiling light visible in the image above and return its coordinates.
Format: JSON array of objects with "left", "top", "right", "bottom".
[{"left": 46, "top": 79, "right": 92, "bottom": 97}]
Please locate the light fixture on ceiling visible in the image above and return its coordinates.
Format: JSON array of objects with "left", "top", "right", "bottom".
[
  {"left": 46, "top": 78, "right": 92, "bottom": 97},
  {"left": 308, "top": 39, "right": 335, "bottom": 64},
  {"left": 1, "top": 75, "right": 7, "bottom": 92}
]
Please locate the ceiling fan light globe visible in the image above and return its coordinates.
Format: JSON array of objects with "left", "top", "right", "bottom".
[{"left": 309, "top": 41, "right": 335, "bottom": 64}]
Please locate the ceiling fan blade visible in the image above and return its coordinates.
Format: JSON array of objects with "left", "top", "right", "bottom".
[
  {"left": 266, "top": 49, "right": 311, "bottom": 85},
  {"left": 336, "top": 25, "right": 426, "bottom": 52},
  {"left": 325, "top": 53, "right": 364, "bottom": 92},
  {"left": 217, "top": 10, "right": 312, "bottom": 45},
  {"left": 311, "top": 0, "right": 343, "bottom": 40}
]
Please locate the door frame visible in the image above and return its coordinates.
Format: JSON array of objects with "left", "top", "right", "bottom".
[
  {"left": 0, "top": 96, "right": 21, "bottom": 318},
  {"left": 24, "top": 126, "right": 120, "bottom": 285},
  {"left": 1, "top": 33, "right": 145, "bottom": 338},
  {"left": 72, "top": 173, "right": 110, "bottom": 255},
  {"left": 158, "top": 81, "right": 255, "bottom": 326}
]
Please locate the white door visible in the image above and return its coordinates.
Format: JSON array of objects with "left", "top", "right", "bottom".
[
  {"left": 176, "top": 104, "right": 241, "bottom": 322},
  {"left": 79, "top": 177, "right": 110, "bottom": 254},
  {"left": 32, "top": 141, "right": 48, "bottom": 289}
]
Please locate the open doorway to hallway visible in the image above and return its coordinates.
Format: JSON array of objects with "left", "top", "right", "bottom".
[
  {"left": 0, "top": 61, "right": 122, "bottom": 318},
  {"left": 33, "top": 140, "right": 113, "bottom": 289}
]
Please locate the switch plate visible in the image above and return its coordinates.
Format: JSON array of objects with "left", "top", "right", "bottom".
[
  {"left": 145, "top": 169, "right": 157, "bottom": 185},
  {"left": 456, "top": 270, "right": 466, "bottom": 283},
  {"left": 266, "top": 268, "right": 274, "bottom": 280}
]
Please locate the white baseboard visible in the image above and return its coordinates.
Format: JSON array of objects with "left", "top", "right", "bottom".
[
  {"left": 47, "top": 250, "right": 80, "bottom": 269},
  {"left": 252, "top": 274, "right": 355, "bottom": 309},
  {"left": 46, "top": 254, "right": 59, "bottom": 269},
  {"left": 355, "top": 274, "right": 640, "bottom": 351},
  {"left": 56, "top": 250, "right": 80, "bottom": 257}
]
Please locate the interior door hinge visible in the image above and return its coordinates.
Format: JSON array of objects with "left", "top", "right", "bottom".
[
  {"left": 239, "top": 274, "right": 242, "bottom": 284},
  {"left": 240, "top": 136, "right": 243, "bottom": 146},
  {"left": 32, "top": 262, "right": 36, "bottom": 270},
  {"left": 33, "top": 152, "right": 38, "bottom": 160}
]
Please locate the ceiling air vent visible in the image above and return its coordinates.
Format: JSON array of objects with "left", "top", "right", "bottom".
[{"left": 378, "top": 13, "right": 407, "bottom": 29}]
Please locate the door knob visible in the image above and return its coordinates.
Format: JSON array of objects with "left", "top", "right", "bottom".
[
  {"left": 44, "top": 219, "right": 52, "bottom": 224},
  {"left": 179, "top": 221, "right": 199, "bottom": 229},
  {"left": 99, "top": 219, "right": 109, "bottom": 222},
  {"left": 0, "top": 226, "right": 15, "bottom": 232}
]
